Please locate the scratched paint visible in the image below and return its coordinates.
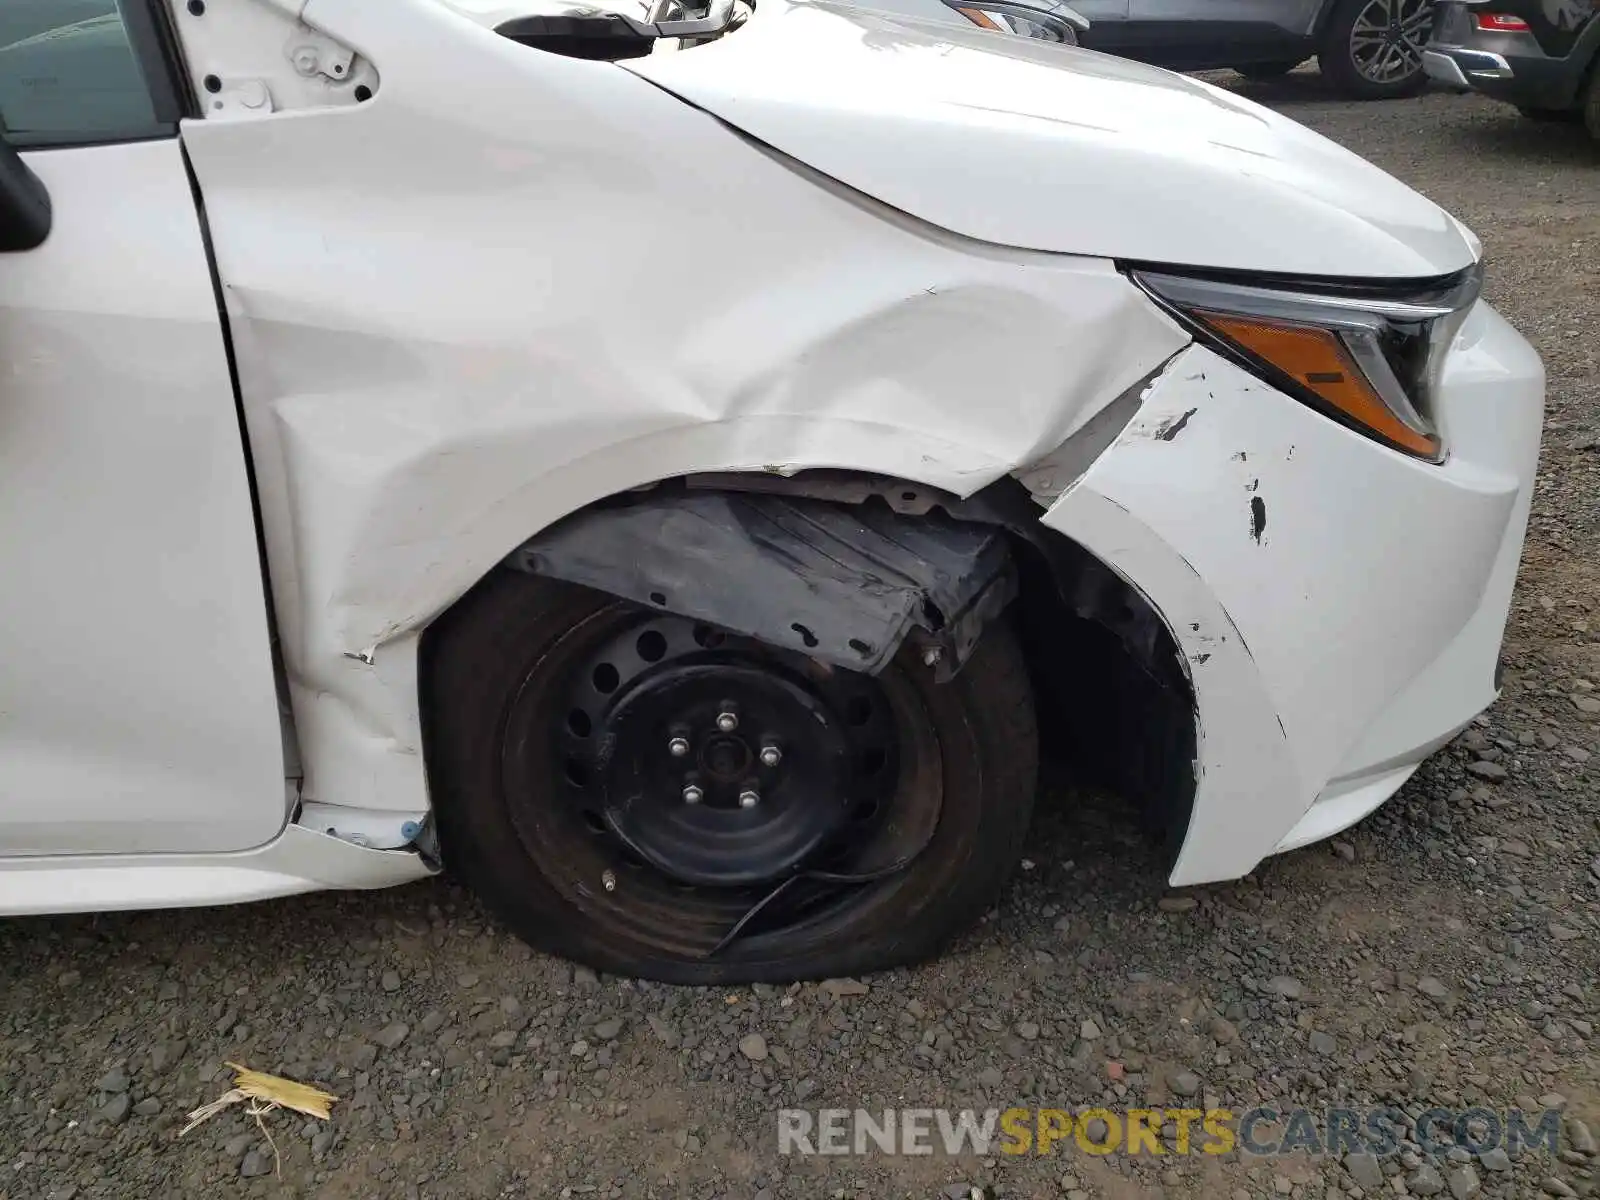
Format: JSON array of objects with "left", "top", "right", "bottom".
[{"left": 1156, "top": 407, "right": 1197, "bottom": 442}]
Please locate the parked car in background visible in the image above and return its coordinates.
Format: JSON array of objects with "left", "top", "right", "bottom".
[
  {"left": 928, "top": 0, "right": 1088, "bottom": 43},
  {"left": 447, "top": 0, "right": 1087, "bottom": 51},
  {"left": 1075, "top": 0, "right": 1436, "bottom": 99},
  {"left": 1424, "top": 0, "right": 1600, "bottom": 138}
]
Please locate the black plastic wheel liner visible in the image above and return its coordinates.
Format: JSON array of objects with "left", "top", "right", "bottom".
[{"left": 508, "top": 490, "right": 1016, "bottom": 682}]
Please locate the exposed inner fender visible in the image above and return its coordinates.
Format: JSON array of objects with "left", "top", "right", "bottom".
[
  {"left": 507, "top": 488, "right": 1017, "bottom": 681},
  {"left": 696, "top": 471, "right": 1199, "bottom": 862}
]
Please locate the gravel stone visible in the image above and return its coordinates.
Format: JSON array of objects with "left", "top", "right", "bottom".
[
  {"left": 1347, "top": 1153, "right": 1386, "bottom": 1190},
  {"left": 95, "top": 1066, "right": 128, "bottom": 1094},
  {"left": 149, "top": 1039, "right": 186, "bottom": 1072},
  {"left": 1409, "top": 1163, "right": 1445, "bottom": 1196},
  {"left": 1479, "top": 1149, "right": 1512, "bottom": 1173},
  {"left": 1445, "top": 1164, "right": 1480, "bottom": 1200},
  {"left": 1168, "top": 1069, "right": 1201, "bottom": 1097},
  {"left": 374, "top": 1022, "right": 409, "bottom": 1050},
  {"left": 738, "top": 1033, "right": 769, "bottom": 1062},
  {"left": 819, "top": 978, "right": 869, "bottom": 997},
  {"left": 646, "top": 1014, "right": 680, "bottom": 1047},
  {"left": 1267, "top": 976, "right": 1303, "bottom": 999}
]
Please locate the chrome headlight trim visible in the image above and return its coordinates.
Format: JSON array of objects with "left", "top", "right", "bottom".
[{"left": 1129, "top": 265, "right": 1483, "bottom": 463}]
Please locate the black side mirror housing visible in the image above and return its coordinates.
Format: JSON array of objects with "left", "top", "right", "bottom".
[{"left": 0, "top": 137, "right": 51, "bottom": 252}]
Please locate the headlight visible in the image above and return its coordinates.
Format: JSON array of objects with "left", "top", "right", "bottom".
[
  {"left": 1131, "top": 267, "right": 1483, "bottom": 463},
  {"left": 951, "top": 2, "right": 1079, "bottom": 42}
]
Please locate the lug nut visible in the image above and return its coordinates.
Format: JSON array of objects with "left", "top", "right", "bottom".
[
  {"left": 759, "top": 744, "right": 782, "bottom": 767},
  {"left": 682, "top": 784, "right": 704, "bottom": 804},
  {"left": 716, "top": 710, "right": 739, "bottom": 732},
  {"left": 667, "top": 736, "right": 690, "bottom": 758},
  {"left": 601, "top": 869, "right": 617, "bottom": 892},
  {"left": 738, "top": 788, "right": 760, "bottom": 809}
]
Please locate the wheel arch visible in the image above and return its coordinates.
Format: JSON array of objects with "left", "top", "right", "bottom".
[{"left": 419, "top": 466, "right": 1200, "bottom": 871}]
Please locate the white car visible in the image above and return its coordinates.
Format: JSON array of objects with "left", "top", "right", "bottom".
[{"left": 0, "top": 0, "right": 1542, "bottom": 983}]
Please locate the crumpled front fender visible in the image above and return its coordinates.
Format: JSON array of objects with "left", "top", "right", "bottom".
[{"left": 1044, "top": 316, "right": 1537, "bottom": 883}]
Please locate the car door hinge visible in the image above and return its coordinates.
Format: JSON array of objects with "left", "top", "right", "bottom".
[
  {"left": 170, "top": 0, "right": 376, "bottom": 117},
  {"left": 284, "top": 29, "right": 355, "bottom": 83},
  {"left": 209, "top": 79, "right": 277, "bottom": 118}
]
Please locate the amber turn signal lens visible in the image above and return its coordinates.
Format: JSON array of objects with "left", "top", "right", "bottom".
[
  {"left": 1198, "top": 311, "right": 1441, "bottom": 459},
  {"left": 955, "top": 6, "right": 1003, "bottom": 27}
]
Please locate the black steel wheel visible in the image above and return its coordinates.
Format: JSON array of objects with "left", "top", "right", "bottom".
[
  {"left": 1320, "top": 0, "right": 1433, "bottom": 100},
  {"left": 423, "top": 569, "right": 1038, "bottom": 984}
]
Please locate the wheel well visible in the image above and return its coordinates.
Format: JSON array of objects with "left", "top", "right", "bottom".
[
  {"left": 1003, "top": 499, "right": 1198, "bottom": 863},
  {"left": 432, "top": 468, "right": 1198, "bottom": 866}
]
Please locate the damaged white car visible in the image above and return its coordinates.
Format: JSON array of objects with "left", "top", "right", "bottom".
[{"left": 0, "top": 0, "right": 1542, "bottom": 982}]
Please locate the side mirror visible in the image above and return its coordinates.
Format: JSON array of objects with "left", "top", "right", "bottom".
[{"left": 0, "top": 136, "right": 51, "bottom": 252}]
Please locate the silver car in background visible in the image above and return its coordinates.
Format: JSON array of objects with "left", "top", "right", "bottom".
[
  {"left": 446, "top": 0, "right": 1087, "bottom": 49},
  {"left": 1076, "top": 0, "right": 1435, "bottom": 98}
]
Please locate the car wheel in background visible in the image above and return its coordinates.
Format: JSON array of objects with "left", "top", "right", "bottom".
[
  {"left": 1516, "top": 106, "right": 1582, "bottom": 123},
  {"left": 1320, "top": 0, "right": 1433, "bottom": 99},
  {"left": 1235, "top": 60, "right": 1305, "bottom": 80},
  {"left": 423, "top": 569, "right": 1039, "bottom": 984},
  {"left": 1585, "top": 63, "right": 1600, "bottom": 142}
]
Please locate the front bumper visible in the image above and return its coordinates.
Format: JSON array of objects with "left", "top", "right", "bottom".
[{"left": 1041, "top": 301, "right": 1543, "bottom": 884}]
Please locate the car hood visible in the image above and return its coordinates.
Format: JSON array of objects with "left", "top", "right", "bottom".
[{"left": 623, "top": 0, "right": 1480, "bottom": 278}]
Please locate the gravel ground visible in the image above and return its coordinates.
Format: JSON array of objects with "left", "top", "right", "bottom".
[{"left": 2, "top": 80, "right": 1597, "bottom": 1200}]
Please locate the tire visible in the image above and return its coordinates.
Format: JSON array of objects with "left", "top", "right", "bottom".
[
  {"left": 423, "top": 567, "right": 1038, "bottom": 984},
  {"left": 1516, "top": 106, "right": 1582, "bottom": 123},
  {"left": 1319, "top": 0, "right": 1433, "bottom": 100},
  {"left": 1235, "top": 60, "right": 1304, "bottom": 80},
  {"left": 1585, "top": 63, "right": 1600, "bottom": 143}
]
